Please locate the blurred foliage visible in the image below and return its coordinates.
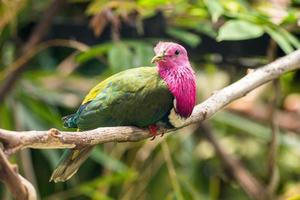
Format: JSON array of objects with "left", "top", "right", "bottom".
[{"left": 0, "top": 0, "right": 300, "bottom": 199}]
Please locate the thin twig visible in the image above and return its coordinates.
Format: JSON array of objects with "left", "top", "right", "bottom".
[
  {"left": 0, "top": 49, "right": 299, "bottom": 155},
  {"left": 267, "top": 80, "right": 280, "bottom": 196},
  {"left": 0, "top": 39, "right": 89, "bottom": 103},
  {"left": 199, "top": 124, "right": 270, "bottom": 200},
  {"left": 266, "top": 39, "right": 280, "bottom": 196},
  {"left": 22, "top": 0, "right": 65, "bottom": 52},
  {"left": 228, "top": 103, "right": 300, "bottom": 134},
  {"left": 162, "top": 141, "right": 184, "bottom": 200},
  {"left": 0, "top": 0, "right": 66, "bottom": 103}
]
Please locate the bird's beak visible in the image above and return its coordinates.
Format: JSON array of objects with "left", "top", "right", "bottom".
[{"left": 151, "top": 54, "right": 165, "bottom": 63}]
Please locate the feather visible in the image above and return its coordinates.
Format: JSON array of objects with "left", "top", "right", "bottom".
[
  {"left": 51, "top": 42, "right": 197, "bottom": 182},
  {"left": 49, "top": 146, "right": 94, "bottom": 182},
  {"left": 62, "top": 114, "right": 78, "bottom": 128},
  {"left": 51, "top": 67, "right": 174, "bottom": 182}
]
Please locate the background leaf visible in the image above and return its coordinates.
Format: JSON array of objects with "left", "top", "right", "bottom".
[
  {"left": 204, "top": 0, "right": 224, "bottom": 22},
  {"left": 265, "top": 27, "right": 294, "bottom": 54},
  {"left": 217, "top": 20, "right": 264, "bottom": 41},
  {"left": 108, "top": 42, "right": 133, "bottom": 73},
  {"left": 167, "top": 27, "right": 201, "bottom": 47}
]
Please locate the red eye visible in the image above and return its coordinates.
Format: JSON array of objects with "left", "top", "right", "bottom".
[{"left": 174, "top": 50, "right": 180, "bottom": 55}]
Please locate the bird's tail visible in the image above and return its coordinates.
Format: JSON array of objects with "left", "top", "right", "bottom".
[
  {"left": 62, "top": 114, "right": 78, "bottom": 128},
  {"left": 50, "top": 146, "right": 94, "bottom": 182}
]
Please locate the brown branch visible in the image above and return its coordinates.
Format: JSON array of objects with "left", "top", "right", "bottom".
[
  {"left": 228, "top": 104, "right": 300, "bottom": 134},
  {"left": 199, "top": 124, "right": 270, "bottom": 200},
  {"left": 266, "top": 39, "right": 280, "bottom": 197},
  {"left": 0, "top": 49, "right": 299, "bottom": 155},
  {"left": 0, "top": 0, "right": 65, "bottom": 103},
  {"left": 0, "top": 38, "right": 87, "bottom": 103},
  {"left": 266, "top": 79, "right": 280, "bottom": 196},
  {"left": 0, "top": 148, "right": 37, "bottom": 200},
  {"left": 22, "top": 0, "right": 65, "bottom": 52}
]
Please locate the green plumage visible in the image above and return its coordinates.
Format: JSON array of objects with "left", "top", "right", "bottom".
[
  {"left": 50, "top": 67, "right": 173, "bottom": 182},
  {"left": 78, "top": 67, "right": 173, "bottom": 129}
]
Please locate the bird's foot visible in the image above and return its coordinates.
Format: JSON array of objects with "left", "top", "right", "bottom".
[
  {"left": 148, "top": 125, "right": 158, "bottom": 140},
  {"left": 148, "top": 125, "right": 166, "bottom": 140}
]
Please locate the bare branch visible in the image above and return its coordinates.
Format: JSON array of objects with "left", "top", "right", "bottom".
[
  {"left": 0, "top": 0, "right": 66, "bottom": 103},
  {"left": 22, "top": 0, "right": 66, "bottom": 53},
  {"left": 0, "top": 49, "right": 299, "bottom": 155},
  {"left": 228, "top": 104, "right": 300, "bottom": 134},
  {"left": 266, "top": 80, "right": 280, "bottom": 196},
  {"left": 0, "top": 148, "right": 37, "bottom": 200},
  {"left": 266, "top": 39, "right": 280, "bottom": 196},
  {"left": 199, "top": 124, "right": 270, "bottom": 200},
  {"left": 18, "top": 175, "right": 37, "bottom": 200}
]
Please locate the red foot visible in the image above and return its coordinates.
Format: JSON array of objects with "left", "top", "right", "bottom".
[{"left": 148, "top": 125, "right": 158, "bottom": 140}]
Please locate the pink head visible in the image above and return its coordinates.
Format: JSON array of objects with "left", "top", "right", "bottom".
[
  {"left": 152, "top": 42, "right": 189, "bottom": 67},
  {"left": 152, "top": 42, "right": 196, "bottom": 118}
]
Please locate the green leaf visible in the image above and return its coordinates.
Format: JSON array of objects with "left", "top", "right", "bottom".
[
  {"left": 108, "top": 42, "right": 133, "bottom": 72},
  {"left": 124, "top": 41, "right": 154, "bottom": 67},
  {"left": 167, "top": 28, "right": 201, "bottom": 47},
  {"left": 278, "top": 28, "right": 300, "bottom": 49},
  {"left": 79, "top": 171, "right": 137, "bottom": 192},
  {"left": 217, "top": 20, "right": 264, "bottom": 41},
  {"left": 76, "top": 43, "right": 112, "bottom": 64},
  {"left": 1, "top": 41, "right": 15, "bottom": 66},
  {"left": 0, "top": 102, "right": 14, "bottom": 129},
  {"left": 131, "top": 42, "right": 153, "bottom": 67},
  {"left": 19, "top": 95, "right": 63, "bottom": 129},
  {"left": 194, "top": 23, "right": 217, "bottom": 38},
  {"left": 40, "top": 149, "right": 61, "bottom": 169},
  {"left": 90, "top": 147, "right": 128, "bottom": 172},
  {"left": 16, "top": 103, "right": 45, "bottom": 130},
  {"left": 204, "top": 0, "right": 224, "bottom": 22},
  {"left": 265, "top": 27, "right": 294, "bottom": 54},
  {"left": 86, "top": 0, "right": 108, "bottom": 15},
  {"left": 137, "top": 0, "right": 169, "bottom": 7}
]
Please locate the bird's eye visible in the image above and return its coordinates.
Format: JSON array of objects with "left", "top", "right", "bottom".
[{"left": 174, "top": 50, "right": 180, "bottom": 56}]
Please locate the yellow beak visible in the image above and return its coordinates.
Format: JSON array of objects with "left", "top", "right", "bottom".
[{"left": 151, "top": 54, "right": 165, "bottom": 63}]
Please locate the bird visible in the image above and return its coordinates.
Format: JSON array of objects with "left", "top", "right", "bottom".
[{"left": 50, "top": 41, "right": 197, "bottom": 182}]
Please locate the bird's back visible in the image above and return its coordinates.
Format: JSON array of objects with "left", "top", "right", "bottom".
[{"left": 64, "top": 67, "right": 174, "bottom": 130}]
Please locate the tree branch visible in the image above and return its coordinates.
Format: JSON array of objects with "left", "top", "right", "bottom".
[
  {"left": 199, "top": 124, "right": 270, "bottom": 200},
  {"left": 22, "top": 0, "right": 65, "bottom": 53},
  {"left": 0, "top": 148, "right": 37, "bottom": 200},
  {"left": 266, "top": 79, "right": 280, "bottom": 196},
  {"left": 228, "top": 104, "right": 300, "bottom": 134},
  {"left": 0, "top": 0, "right": 65, "bottom": 103},
  {"left": 0, "top": 49, "right": 299, "bottom": 155}
]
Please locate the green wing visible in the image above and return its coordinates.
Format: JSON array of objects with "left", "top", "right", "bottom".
[
  {"left": 76, "top": 67, "right": 173, "bottom": 130},
  {"left": 52, "top": 67, "right": 173, "bottom": 182}
]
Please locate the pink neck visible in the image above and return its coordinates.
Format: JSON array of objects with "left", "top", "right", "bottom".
[{"left": 157, "top": 62, "right": 196, "bottom": 118}]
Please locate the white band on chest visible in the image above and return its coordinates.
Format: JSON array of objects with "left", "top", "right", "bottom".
[{"left": 168, "top": 108, "right": 186, "bottom": 128}]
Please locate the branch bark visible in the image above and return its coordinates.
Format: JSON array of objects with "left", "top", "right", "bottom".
[
  {"left": 0, "top": 48, "right": 299, "bottom": 155},
  {"left": 0, "top": 148, "right": 37, "bottom": 200}
]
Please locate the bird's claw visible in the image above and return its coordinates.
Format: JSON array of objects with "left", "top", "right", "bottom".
[
  {"left": 148, "top": 125, "right": 166, "bottom": 140},
  {"left": 149, "top": 125, "right": 158, "bottom": 141},
  {"left": 150, "top": 135, "right": 156, "bottom": 141}
]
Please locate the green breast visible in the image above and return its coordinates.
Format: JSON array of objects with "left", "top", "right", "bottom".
[{"left": 76, "top": 67, "right": 173, "bottom": 130}]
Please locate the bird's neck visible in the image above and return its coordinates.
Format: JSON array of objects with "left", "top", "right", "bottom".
[{"left": 158, "top": 63, "right": 196, "bottom": 118}]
